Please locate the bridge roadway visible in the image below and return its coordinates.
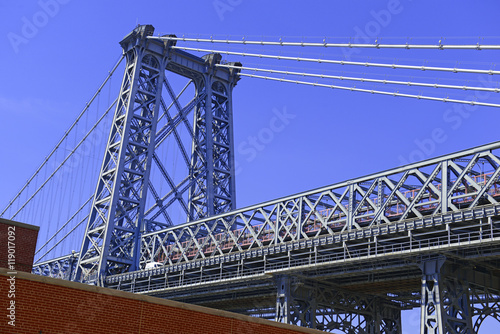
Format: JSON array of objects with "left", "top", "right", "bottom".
[
  {"left": 107, "top": 203, "right": 500, "bottom": 309},
  {"left": 33, "top": 141, "right": 500, "bottom": 331}
]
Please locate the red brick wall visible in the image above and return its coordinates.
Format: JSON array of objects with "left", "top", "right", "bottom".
[
  {"left": 0, "top": 219, "right": 39, "bottom": 273},
  {"left": 0, "top": 270, "right": 324, "bottom": 334}
]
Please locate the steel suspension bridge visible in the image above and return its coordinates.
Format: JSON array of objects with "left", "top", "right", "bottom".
[{"left": 2, "top": 24, "right": 500, "bottom": 333}]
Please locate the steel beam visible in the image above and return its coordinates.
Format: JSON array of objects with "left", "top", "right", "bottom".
[{"left": 32, "top": 252, "right": 78, "bottom": 280}]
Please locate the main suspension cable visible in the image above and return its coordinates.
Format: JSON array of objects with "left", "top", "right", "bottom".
[
  {"left": 217, "top": 64, "right": 500, "bottom": 93},
  {"left": 171, "top": 46, "right": 500, "bottom": 75},
  {"left": 240, "top": 73, "right": 500, "bottom": 108},
  {"left": 152, "top": 35, "right": 500, "bottom": 50}
]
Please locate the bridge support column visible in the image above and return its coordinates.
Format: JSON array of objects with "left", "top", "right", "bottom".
[
  {"left": 419, "top": 257, "right": 474, "bottom": 334},
  {"left": 276, "top": 275, "right": 317, "bottom": 328},
  {"left": 276, "top": 275, "right": 292, "bottom": 324}
]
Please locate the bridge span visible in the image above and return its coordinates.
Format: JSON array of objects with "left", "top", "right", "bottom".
[{"left": 34, "top": 140, "right": 500, "bottom": 333}]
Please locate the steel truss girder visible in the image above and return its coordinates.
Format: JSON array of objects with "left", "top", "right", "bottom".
[
  {"left": 275, "top": 275, "right": 402, "bottom": 333},
  {"left": 139, "top": 141, "right": 500, "bottom": 269},
  {"left": 72, "top": 25, "right": 241, "bottom": 284},
  {"left": 31, "top": 252, "right": 79, "bottom": 280},
  {"left": 106, "top": 229, "right": 500, "bottom": 332},
  {"left": 116, "top": 204, "right": 500, "bottom": 293}
]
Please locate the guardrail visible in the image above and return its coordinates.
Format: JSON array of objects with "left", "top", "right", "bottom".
[{"left": 112, "top": 214, "right": 500, "bottom": 293}]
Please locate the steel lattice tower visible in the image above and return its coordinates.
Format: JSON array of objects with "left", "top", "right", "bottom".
[{"left": 73, "top": 25, "right": 241, "bottom": 284}]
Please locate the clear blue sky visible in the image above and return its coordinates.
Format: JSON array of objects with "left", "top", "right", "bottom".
[{"left": 1, "top": 1, "right": 499, "bottom": 332}]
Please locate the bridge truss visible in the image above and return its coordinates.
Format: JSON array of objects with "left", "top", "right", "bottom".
[
  {"left": 34, "top": 138, "right": 500, "bottom": 333},
  {"left": 20, "top": 25, "right": 500, "bottom": 333}
]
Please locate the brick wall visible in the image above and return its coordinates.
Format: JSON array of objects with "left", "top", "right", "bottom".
[
  {"left": 0, "top": 218, "right": 39, "bottom": 273},
  {"left": 0, "top": 269, "right": 324, "bottom": 334}
]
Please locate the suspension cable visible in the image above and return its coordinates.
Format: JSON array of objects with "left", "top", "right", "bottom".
[
  {"left": 151, "top": 35, "right": 500, "bottom": 50},
  {"left": 1, "top": 54, "right": 124, "bottom": 217},
  {"left": 240, "top": 73, "right": 500, "bottom": 108},
  {"left": 217, "top": 64, "right": 500, "bottom": 93},
  {"left": 171, "top": 46, "right": 500, "bottom": 75},
  {"left": 34, "top": 195, "right": 92, "bottom": 256},
  {"left": 10, "top": 98, "right": 118, "bottom": 220},
  {"left": 34, "top": 213, "right": 89, "bottom": 264}
]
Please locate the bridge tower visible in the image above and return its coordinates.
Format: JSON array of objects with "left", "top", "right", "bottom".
[{"left": 73, "top": 25, "right": 241, "bottom": 284}]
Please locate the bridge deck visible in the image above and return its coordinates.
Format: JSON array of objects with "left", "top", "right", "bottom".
[{"left": 33, "top": 141, "right": 500, "bottom": 316}]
